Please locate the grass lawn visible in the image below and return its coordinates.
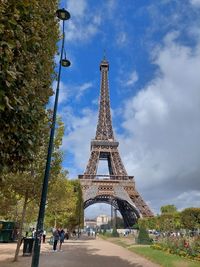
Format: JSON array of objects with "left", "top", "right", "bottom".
[{"left": 107, "top": 238, "right": 200, "bottom": 267}]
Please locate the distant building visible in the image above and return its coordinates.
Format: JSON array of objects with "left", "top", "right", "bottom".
[
  {"left": 84, "top": 218, "right": 97, "bottom": 229},
  {"left": 96, "top": 214, "right": 109, "bottom": 227}
]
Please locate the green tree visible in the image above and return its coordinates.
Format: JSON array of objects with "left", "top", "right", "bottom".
[
  {"left": 180, "top": 208, "right": 200, "bottom": 230},
  {"left": 45, "top": 173, "right": 72, "bottom": 228},
  {"left": 160, "top": 205, "right": 177, "bottom": 214},
  {"left": 138, "top": 212, "right": 181, "bottom": 233},
  {"left": 66, "top": 180, "right": 84, "bottom": 230},
  {"left": 0, "top": 115, "right": 64, "bottom": 216},
  {"left": 0, "top": 181, "right": 18, "bottom": 220},
  {"left": 111, "top": 227, "right": 119, "bottom": 237},
  {"left": 157, "top": 213, "right": 181, "bottom": 232},
  {"left": 0, "top": 115, "right": 65, "bottom": 261},
  {"left": 137, "top": 227, "right": 152, "bottom": 244},
  {"left": 138, "top": 217, "right": 157, "bottom": 230},
  {"left": 0, "top": 0, "right": 59, "bottom": 172},
  {"left": 45, "top": 179, "right": 83, "bottom": 230}
]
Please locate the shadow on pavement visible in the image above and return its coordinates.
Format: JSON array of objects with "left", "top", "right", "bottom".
[
  {"left": 40, "top": 242, "right": 144, "bottom": 267},
  {"left": 0, "top": 239, "right": 146, "bottom": 267}
]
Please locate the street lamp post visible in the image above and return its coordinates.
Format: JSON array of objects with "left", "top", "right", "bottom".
[{"left": 31, "top": 8, "right": 70, "bottom": 267}]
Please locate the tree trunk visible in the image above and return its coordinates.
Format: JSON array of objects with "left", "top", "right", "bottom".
[{"left": 13, "top": 190, "right": 29, "bottom": 262}]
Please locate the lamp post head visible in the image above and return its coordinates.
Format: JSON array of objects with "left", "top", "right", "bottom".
[
  {"left": 61, "top": 59, "right": 71, "bottom": 67},
  {"left": 56, "top": 8, "right": 70, "bottom": 20}
]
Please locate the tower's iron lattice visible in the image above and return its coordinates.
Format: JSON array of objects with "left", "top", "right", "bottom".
[{"left": 79, "top": 59, "right": 153, "bottom": 227}]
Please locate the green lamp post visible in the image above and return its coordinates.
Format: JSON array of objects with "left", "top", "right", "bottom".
[{"left": 31, "top": 8, "right": 70, "bottom": 267}]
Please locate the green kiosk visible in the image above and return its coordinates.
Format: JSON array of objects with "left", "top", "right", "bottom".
[{"left": 0, "top": 221, "right": 16, "bottom": 242}]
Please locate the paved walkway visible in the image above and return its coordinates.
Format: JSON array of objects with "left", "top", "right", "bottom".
[{"left": 0, "top": 236, "right": 160, "bottom": 267}]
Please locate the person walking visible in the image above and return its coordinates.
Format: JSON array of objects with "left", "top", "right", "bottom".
[
  {"left": 64, "top": 231, "right": 69, "bottom": 240},
  {"left": 42, "top": 230, "right": 46, "bottom": 243},
  {"left": 52, "top": 228, "right": 60, "bottom": 252},
  {"left": 59, "top": 229, "right": 65, "bottom": 251},
  {"left": 32, "top": 228, "right": 36, "bottom": 238}
]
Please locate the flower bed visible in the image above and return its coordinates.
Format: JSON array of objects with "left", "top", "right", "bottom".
[{"left": 151, "top": 236, "right": 200, "bottom": 261}]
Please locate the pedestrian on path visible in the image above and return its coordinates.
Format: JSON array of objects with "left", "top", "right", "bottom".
[
  {"left": 32, "top": 228, "right": 36, "bottom": 238},
  {"left": 59, "top": 229, "right": 65, "bottom": 251},
  {"left": 53, "top": 228, "right": 60, "bottom": 252},
  {"left": 42, "top": 230, "right": 46, "bottom": 243},
  {"left": 64, "top": 231, "right": 69, "bottom": 240}
]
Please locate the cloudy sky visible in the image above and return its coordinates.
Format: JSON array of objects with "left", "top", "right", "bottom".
[{"left": 51, "top": 0, "right": 200, "bottom": 218}]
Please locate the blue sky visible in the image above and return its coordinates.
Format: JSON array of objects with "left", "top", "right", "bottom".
[{"left": 50, "top": 0, "right": 200, "bottom": 218}]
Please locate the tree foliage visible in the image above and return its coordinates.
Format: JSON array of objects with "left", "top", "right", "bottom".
[
  {"left": 160, "top": 204, "right": 177, "bottom": 214},
  {"left": 180, "top": 208, "right": 200, "bottom": 230},
  {"left": 45, "top": 178, "right": 83, "bottom": 230},
  {"left": 0, "top": 0, "right": 59, "bottom": 172},
  {"left": 0, "top": 114, "right": 64, "bottom": 220},
  {"left": 138, "top": 217, "right": 157, "bottom": 230},
  {"left": 138, "top": 205, "right": 200, "bottom": 233},
  {"left": 157, "top": 212, "right": 181, "bottom": 232}
]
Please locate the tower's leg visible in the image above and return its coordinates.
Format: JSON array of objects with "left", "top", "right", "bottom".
[
  {"left": 84, "top": 151, "right": 100, "bottom": 175},
  {"left": 117, "top": 199, "right": 138, "bottom": 228},
  {"left": 130, "top": 193, "right": 154, "bottom": 217},
  {"left": 110, "top": 151, "right": 128, "bottom": 176}
]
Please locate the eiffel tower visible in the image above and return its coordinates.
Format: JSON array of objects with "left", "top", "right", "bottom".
[{"left": 79, "top": 58, "right": 153, "bottom": 227}]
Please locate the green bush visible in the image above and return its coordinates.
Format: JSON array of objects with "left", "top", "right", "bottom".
[
  {"left": 137, "top": 227, "right": 152, "bottom": 244},
  {"left": 132, "top": 223, "right": 139, "bottom": 230},
  {"left": 99, "top": 228, "right": 119, "bottom": 238},
  {"left": 111, "top": 227, "right": 119, "bottom": 237}
]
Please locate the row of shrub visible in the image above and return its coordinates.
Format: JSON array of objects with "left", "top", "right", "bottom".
[
  {"left": 151, "top": 236, "right": 200, "bottom": 261},
  {"left": 99, "top": 228, "right": 119, "bottom": 237}
]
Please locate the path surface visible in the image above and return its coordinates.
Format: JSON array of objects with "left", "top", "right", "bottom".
[{"left": 0, "top": 236, "right": 160, "bottom": 267}]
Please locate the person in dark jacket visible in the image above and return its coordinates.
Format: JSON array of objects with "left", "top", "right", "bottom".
[
  {"left": 59, "top": 229, "right": 65, "bottom": 251},
  {"left": 53, "top": 228, "right": 60, "bottom": 252}
]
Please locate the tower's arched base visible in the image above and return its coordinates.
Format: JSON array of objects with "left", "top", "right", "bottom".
[
  {"left": 80, "top": 177, "right": 153, "bottom": 228},
  {"left": 84, "top": 195, "right": 140, "bottom": 228}
]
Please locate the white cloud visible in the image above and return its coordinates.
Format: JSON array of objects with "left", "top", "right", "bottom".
[
  {"left": 125, "top": 70, "right": 138, "bottom": 87},
  {"left": 54, "top": 53, "right": 60, "bottom": 65},
  {"left": 61, "top": 108, "right": 97, "bottom": 170},
  {"left": 52, "top": 81, "right": 93, "bottom": 105},
  {"left": 67, "top": 0, "right": 86, "bottom": 17},
  {"left": 50, "top": 81, "right": 69, "bottom": 105},
  {"left": 103, "top": 0, "right": 117, "bottom": 19},
  {"left": 75, "top": 82, "right": 93, "bottom": 100},
  {"left": 64, "top": 0, "right": 101, "bottom": 42},
  {"left": 62, "top": 0, "right": 121, "bottom": 44},
  {"left": 65, "top": 20, "right": 100, "bottom": 42},
  {"left": 190, "top": 0, "right": 200, "bottom": 7},
  {"left": 117, "top": 70, "right": 139, "bottom": 91},
  {"left": 118, "top": 32, "right": 200, "bottom": 212},
  {"left": 187, "top": 25, "right": 200, "bottom": 42},
  {"left": 116, "top": 32, "right": 128, "bottom": 46}
]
